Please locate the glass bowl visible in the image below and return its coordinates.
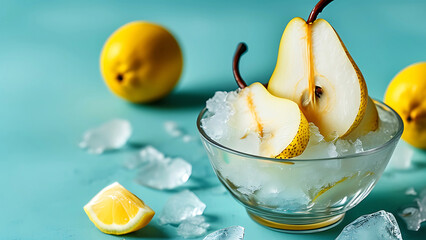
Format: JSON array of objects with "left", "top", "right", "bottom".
[{"left": 196, "top": 100, "right": 403, "bottom": 233}]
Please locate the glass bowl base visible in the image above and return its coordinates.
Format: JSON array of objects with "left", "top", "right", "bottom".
[{"left": 247, "top": 211, "right": 345, "bottom": 233}]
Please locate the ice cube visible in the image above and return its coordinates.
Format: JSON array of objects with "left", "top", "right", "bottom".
[
  {"left": 405, "top": 187, "right": 417, "bottom": 196},
  {"left": 389, "top": 140, "right": 414, "bottom": 169},
  {"left": 399, "top": 207, "right": 422, "bottom": 231},
  {"left": 79, "top": 119, "right": 131, "bottom": 154},
  {"left": 353, "top": 139, "right": 364, "bottom": 153},
  {"left": 336, "top": 210, "right": 402, "bottom": 240},
  {"left": 334, "top": 138, "right": 363, "bottom": 156},
  {"left": 164, "top": 121, "right": 183, "bottom": 137},
  {"left": 177, "top": 216, "right": 210, "bottom": 238},
  {"left": 138, "top": 145, "right": 165, "bottom": 163},
  {"left": 335, "top": 139, "right": 351, "bottom": 155},
  {"left": 203, "top": 226, "right": 245, "bottom": 240},
  {"left": 398, "top": 187, "right": 426, "bottom": 231},
  {"left": 123, "top": 146, "right": 161, "bottom": 170},
  {"left": 135, "top": 146, "right": 192, "bottom": 190},
  {"left": 159, "top": 190, "right": 206, "bottom": 225}
]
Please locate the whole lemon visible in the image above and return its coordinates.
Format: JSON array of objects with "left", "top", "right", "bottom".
[
  {"left": 384, "top": 62, "right": 426, "bottom": 149},
  {"left": 100, "top": 21, "right": 183, "bottom": 103}
]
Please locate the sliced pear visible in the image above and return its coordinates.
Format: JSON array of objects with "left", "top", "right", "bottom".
[
  {"left": 229, "top": 43, "right": 310, "bottom": 158},
  {"left": 343, "top": 97, "right": 379, "bottom": 140},
  {"left": 228, "top": 82, "right": 310, "bottom": 158},
  {"left": 268, "top": 17, "right": 368, "bottom": 140}
]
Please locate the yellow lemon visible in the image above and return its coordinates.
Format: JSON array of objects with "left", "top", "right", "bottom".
[
  {"left": 100, "top": 21, "right": 183, "bottom": 103},
  {"left": 385, "top": 62, "right": 426, "bottom": 149},
  {"left": 84, "top": 182, "right": 155, "bottom": 235}
]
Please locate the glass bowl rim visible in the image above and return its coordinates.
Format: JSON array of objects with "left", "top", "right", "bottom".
[{"left": 196, "top": 99, "right": 404, "bottom": 163}]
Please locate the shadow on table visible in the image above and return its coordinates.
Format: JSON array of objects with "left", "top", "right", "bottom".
[
  {"left": 127, "top": 142, "right": 147, "bottom": 150},
  {"left": 183, "top": 176, "right": 219, "bottom": 191},
  {"left": 125, "top": 224, "right": 169, "bottom": 239},
  {"left": 153, "top": 90, "right": 212, "bottom": 109},
  {"left": 203, "top": 213, "right": 220, "bottom": 224},
  {"left": 125, "top": 79, "right": 238, "bottom": 110},
  {"left": 124, "top": 88, "right": 214, "bottom": 111},
  {"left": 412, "top": 149, "right": 426, "bottom": 169}
]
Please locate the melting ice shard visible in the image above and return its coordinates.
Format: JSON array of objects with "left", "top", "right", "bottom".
[
  {"left": 135, "top": 146, "right": 192, "bottom": 190},
  {"left": 336, "top": 210, "right": 402, "bottom": 240},
  {"left": 203, "top": 226, "right": 245, "bottom": 240},
  {"left": 399, "top": 187, "right": 426, "bottom": 231},
  {"left": 79, "top": 119, "right": 131, "bottom": 154},
  {"left": 159, "top": 190, "right": 206, "bottom": 225}
]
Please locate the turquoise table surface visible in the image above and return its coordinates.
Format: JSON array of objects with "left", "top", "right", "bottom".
[{"left": 1, "top": 0, "right": 426, "bottom": 239}]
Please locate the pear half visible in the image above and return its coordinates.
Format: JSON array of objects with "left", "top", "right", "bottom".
[
  {"left": 344, "top": 97, "right": 379, "bottom": 140},
  {"left": 229, "top": 82, "right": 310, "bottom": 159},
  {"left": 268, "top": 17, "right": 371, "bottom": 140}
]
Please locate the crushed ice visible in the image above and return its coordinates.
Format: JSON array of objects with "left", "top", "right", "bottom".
[
  {"left": 294, "top": 123, "right": 338, "bottom": 159},
  {"left": 129, "top": 146, "right": 192, "bottom": 190},
  {"left": 399, "top": 187, "right": 426, "bottom": 231},
  {"left": 79, "top": 119, "right": 132, "bottom": 154},
  {"left": 336, "top": 210, "right": 402, "bottom": 240},
  {"left": 201, "top": 91, "right": 237, "bottom": 140},
  {"left": 203, "top": 226, "right": 245, "bottom": 240},
  {"left": 177, "top": 215, "right": 210, "bottom": 238},
  {"left": 159, "top": 190, "right": 206, "bottom": 225},
  {"left": 405, "top": 187, "right": 417, "bottom": 196},
  {"left": 201, "top": 90, "right": 397, "bottom": 159}
]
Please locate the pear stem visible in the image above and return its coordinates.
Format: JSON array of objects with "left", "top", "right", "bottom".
[
  {"left": 307, "top": 0, "right": 334, "bottom": 24},
  {"left": 233, "top": 42, "right": 248, "bottom": 89}
]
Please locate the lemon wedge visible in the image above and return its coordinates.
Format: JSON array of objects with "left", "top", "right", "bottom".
[{"left": 84, "top": 182, "right": 155, "bottom": 235}]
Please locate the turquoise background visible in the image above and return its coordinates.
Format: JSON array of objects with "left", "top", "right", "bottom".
[{"left": 1, "top": 0, "right": 426, "bottom": 239}]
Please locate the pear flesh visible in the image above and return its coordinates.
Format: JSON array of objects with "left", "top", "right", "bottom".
[
  {"left": 268, "top": 17, "right": 372, "bottom": 140},
  {"left": 344, "top": 97, "right": 379, "bottom": 140},
  {"left": 226, "top": 82, "right": 310, "bottom": 159}
]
